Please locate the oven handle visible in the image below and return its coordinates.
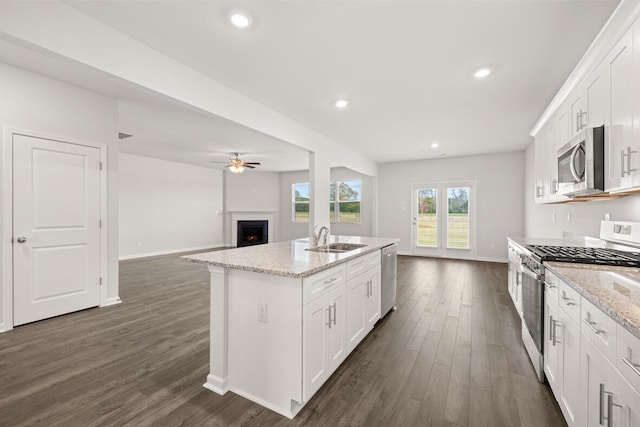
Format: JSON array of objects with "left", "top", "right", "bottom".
[{"left": 519, "top": 263, "right": 542, "bottom": 282}]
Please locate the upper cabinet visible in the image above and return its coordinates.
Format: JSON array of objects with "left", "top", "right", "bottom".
[
  {"left": 604, "top": 29, "right": 635, "bottom": 191},
  {"left": 533, "top": 6, "right": 640, "bottom": 203}
]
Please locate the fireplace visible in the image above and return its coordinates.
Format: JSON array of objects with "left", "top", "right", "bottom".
[{"left": 237, "top": 220, "right": 269, "bottom": 247}]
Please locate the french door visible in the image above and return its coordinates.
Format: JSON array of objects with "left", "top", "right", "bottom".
[{"left": 411, "top": 182, "right": 475, "bottom": 259}]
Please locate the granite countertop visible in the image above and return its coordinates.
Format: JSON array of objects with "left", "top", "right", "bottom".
[
  {"left": 182, "top": 235, "right": 399, "bottom": 278},
  {"left": 545, "top": 262, "right": 640, "bottom": 340}
]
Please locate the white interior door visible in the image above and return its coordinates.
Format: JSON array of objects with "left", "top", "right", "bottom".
[
  {"left": 412, "top": 182, "right": 475, "bottom": 259},
  {"left": 13, "top": 134, "right": 101, "bottom": 326}
]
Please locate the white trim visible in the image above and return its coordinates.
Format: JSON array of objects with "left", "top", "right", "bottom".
[
  {"left": 1, "top": 126, "right": 112, "bottom": 332},
  {"left": 397, "top": 250, "right": 412, "bottom": 256},
  {"left": 101, "top": 296, "right": 122, "bottom": 307},
  {"left": 118, "top": 244, "right": 225, "bottom": 261},
  {"left": 476, "top": 257, "right": 508, "bottom": 264},
  {"left": 230, "top": 212, "right": 274, "bottom": 247},
  {"left": 203, "top": 374, "right": 228, "bottom": 395},
  {"left": 227, "top": 387, "right": 302, "bottom": 420}
]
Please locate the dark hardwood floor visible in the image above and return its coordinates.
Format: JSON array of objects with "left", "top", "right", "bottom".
[{"left": 0, "top": 254, "right": 566, "bottom": 426}]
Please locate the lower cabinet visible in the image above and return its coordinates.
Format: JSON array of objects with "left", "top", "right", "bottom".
[
  {"left": 346, "top": 266, "right": 381, "bottom": 354},
  {"left": 545, "top": 268, "right": 640, "bottom": 427},
  {"left": 302, "top": 282, "right": 346, "bottom": 402},
  {"left": 583, "top": 332, "right": 640, "bottom": 427}
]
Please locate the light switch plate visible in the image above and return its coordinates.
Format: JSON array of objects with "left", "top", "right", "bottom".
[{"left": 257, "top": 303, "right": 268, "bottom": 323}]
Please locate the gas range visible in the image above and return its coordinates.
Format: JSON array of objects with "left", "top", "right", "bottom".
[{"left": 524, "top": 245, "right": 640, "bottom": 268}]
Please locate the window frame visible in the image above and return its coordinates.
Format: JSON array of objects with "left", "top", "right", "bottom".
[{"left": 291, "top": 179, "right": 362, "bottom": 224}]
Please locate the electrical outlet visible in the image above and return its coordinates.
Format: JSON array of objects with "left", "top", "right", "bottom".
[{"left": 257, "top": 303, "right": 268, "bottom": 323}]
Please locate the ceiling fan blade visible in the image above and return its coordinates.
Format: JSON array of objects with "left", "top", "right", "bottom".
[
  {"left": 244, "top": 165, "right": 256, "bottom": 169},
  {"left": 210, "top": 162, "right": 231, "bottom": 164},
  {"left": 242, "top": 162, "right": 261, "bottom": 165}
]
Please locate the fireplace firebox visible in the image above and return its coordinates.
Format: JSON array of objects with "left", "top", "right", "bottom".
[{"left": 237, "top": 220, "right": 269, "bottom": 247}]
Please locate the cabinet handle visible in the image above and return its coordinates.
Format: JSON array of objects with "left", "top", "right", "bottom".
[
  {"left": 600, "top": 383, "right": 606, "bottom": 425},
  {"left": 621, "top": 149, "right": 627, "bottom": 177},
  {"left": 324, "top": 277, "right": 338, "bottom": 285},
  {"left": 561, "top": 294, "right": 576, "bottom": 306},
  {"left": 547, "top": 283, "right": 556, "bottom": 289},
  {"left": 579, "top": 110, "right": 587, "bottom": 129},
  {"left": 368, "top": 280, "right": 372, "bottom": 297},
  {"left": 549, "top": 315, "right": 555, "bottom": 344},
  {"left": 583, "top": 317, "right": 604, "bottom": 335},
  {"left": 552, "top": 319, "right": 561, "bottom": 346},
  {"left": 332, "top": 302, "right": 337, "bottom": 326},
  {"left": 627, "top": 146, "right": 637, "bottom": 174},
  {"left": 326, "top": 307, "right": 332, "bottom": 329},
  {"left": 576, "top": 112, "right": 581, "bottom": 132},
  {"left": 606, "top": 393, "right": 622, "bottom": 427},
  {"left": 622, "top": 348, "right": 640, "bottom": 377}
]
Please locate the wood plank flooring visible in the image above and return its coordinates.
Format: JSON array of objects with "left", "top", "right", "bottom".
[{"left": 0, "top": 254, "right": 567, "bottom": 426}]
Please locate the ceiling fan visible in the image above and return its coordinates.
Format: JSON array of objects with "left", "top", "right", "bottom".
[{"left": 210, "top": 152, "right": 261, "bottom": 173}]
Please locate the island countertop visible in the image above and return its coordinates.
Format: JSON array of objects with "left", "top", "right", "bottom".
[{"left": 182, "top": 235, "right": 399, "bottom": 278}]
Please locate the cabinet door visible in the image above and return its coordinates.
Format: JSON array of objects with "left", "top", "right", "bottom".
[
  {"left": 558, "top": 108, "right": 570, "bottom": 146},
  {"left": 544, "top": 292, "right": 560, "bottom": 393},
  {"left": 570, "top": 92, "right": 587, "bottom": 139},
  {"left": 586, "top": 66, "right": 605, "bottom": 127},
  {"left": 613, "top": 369, "right": 640, "bottom": 427},
  {"left": 604, "top": 30, "right": 634, "bottom": 191},
  {"left": 559, "top": 310, "right": 583, "bottom": 426},
  {"left": 345, "top": 275, "right": 366, "bottom": 353},
  {"left": 583, "top": 333, "right": 617, "bottom": 427},
  {"left": 365, "top": 270, "right": 381, "bottom": 330},
  {"left": 326, "top": 284, "right": 346, "bottom": 372},
  {"left": 302, "top": 296, "right": 328, "bottom": 401},
  {"left": 534, "top": 137, "right": 547, "bottom": 201}
]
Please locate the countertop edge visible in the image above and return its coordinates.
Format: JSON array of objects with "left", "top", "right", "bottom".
[{"left": 181, "top": 239, "right": 398, "bottom": 278}]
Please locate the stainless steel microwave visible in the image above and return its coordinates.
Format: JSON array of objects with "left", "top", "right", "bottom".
[{"left": 557, "top": 125, "right": 605, "bottom": 197}]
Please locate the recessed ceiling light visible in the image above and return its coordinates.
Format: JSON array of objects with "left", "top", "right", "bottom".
[
  {"left": 474, "top": 68, "right": 492, "bottom": 79},
  {"left": 335, "top": 99, "right": 349, "bottom": 109},
  {"left": 431, "top": 143, "right": 439, "bottom": 149},
  {"left": 230, "top": 13, "right": 252, "bottom": 28}
]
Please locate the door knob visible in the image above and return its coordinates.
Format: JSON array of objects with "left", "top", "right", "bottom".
[{"left": 16, "top": 236, "right": 27, "bottom": 243}]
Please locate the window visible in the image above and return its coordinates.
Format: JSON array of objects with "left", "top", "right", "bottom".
[
  {"left": 292, "top": 183, "right": 310, "bottom": 222},
  {"left": 292, "top": 180, "right": 361, "bottom": 223}
]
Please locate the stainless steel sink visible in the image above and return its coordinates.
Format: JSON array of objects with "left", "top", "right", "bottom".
[{"left": 306, "top": 243, "right": 367, "bottom": 253}]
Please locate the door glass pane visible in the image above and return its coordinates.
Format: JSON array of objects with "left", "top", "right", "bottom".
[
  {"left": 447, "top": 187, "right": 469, "bottom": 249},
  {"left": 417, "top": 189, "right": 437, "bottom": 247}
]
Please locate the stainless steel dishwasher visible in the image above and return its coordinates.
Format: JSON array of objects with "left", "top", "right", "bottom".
[{"left": 381, "top": 244, "right": 397, "bottom": 317}]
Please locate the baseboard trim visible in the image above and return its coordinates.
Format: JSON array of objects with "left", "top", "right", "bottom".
[
  {"left": 101, "top": 297, "right": 122, "bottom": 307},
  {"left": 399, "top": 253, "right": 508, "bottom": 263},
  {"left": 203, "top": 374, "right": 228, "bottom": 395},
  {"left": 119, "top": 244, "right": 225, "bottom": 261}
]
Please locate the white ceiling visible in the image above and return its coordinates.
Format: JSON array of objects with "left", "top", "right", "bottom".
[{"left": 63, "top": 0, "right": 619, "bottom": 164}]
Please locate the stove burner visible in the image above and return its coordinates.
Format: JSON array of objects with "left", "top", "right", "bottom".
[{"left": 525, "top": 245, "right": 640, "bottom": 267}]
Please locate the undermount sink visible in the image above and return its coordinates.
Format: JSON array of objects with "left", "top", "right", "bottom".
[{"left": 306, "top": 243, "right": 367, "bottom": 253}]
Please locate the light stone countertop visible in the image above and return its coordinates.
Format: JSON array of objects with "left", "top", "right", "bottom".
[
  {"left": 182, "top": 235, "right": 399, "bottom": 278},
  {"left": 545, "top": 262, "right": 640, "bottom": 340}
]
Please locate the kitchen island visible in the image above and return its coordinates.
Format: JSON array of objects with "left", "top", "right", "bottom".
[{"left": 183, "top": 235, "right": 398, "bottom": 418}]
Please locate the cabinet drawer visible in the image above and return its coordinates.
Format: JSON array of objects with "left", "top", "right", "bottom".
[
  {"left": 303, "top": 264, "right": 347, "bottom": 304},
  {"left": 558, "top": 280, "right": 581, "bottom": 323},
  {"left": 616, "top": 325, "right": 640, "bottom": 394},
  {"left": 545, "top": 270, "right": 560, "bottom": 302},
  {"left": 346, "top": 251, "right": 380, "bottom": 281},
  {"left": 581, "top": 297, "right": 617, "bottom": 362}
]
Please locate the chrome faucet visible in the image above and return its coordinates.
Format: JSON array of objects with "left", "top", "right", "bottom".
[{"left": 313, "top": 226, "right": 330, "bottom": 247}]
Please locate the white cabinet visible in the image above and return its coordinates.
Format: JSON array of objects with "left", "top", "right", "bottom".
[
  {"left": 507, "top": 241, "right": 523, "bottom": 316},
  {"left": 569, "top": 93, "right": 586, "bottom": 140},
  {"left": 604, "top": 29, "right": 636, "bottom": 191},
  {"left": 558, "top": 302, "right": 582, "bottom": 426},
  {"left": 544, "top": 289, "right": 560, "bottom": 392},
  {"left": 345, "top": 251, "right": 381, "bottom": 353},
  {"left": 544, "top": 274, "right": 583, "bottom": 427},
  {"left": 583, "top": 330, "right": 640, "bottom": 427},
  {"left": 302, "top": 272, "right": 347, "bottom": 402},
  {"left": 585, "top": 65, "right": 606, "bottom": 128}
]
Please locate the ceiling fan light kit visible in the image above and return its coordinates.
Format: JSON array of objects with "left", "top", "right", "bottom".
[{"left": 210, "top": 152, "right": 261, "bottom": 173}]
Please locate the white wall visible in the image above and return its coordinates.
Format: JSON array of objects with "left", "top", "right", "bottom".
[
  {"left": 225, "top": 171, "right": 280, "bottom": 245},
  {"left": 119, "top": 153, "right": 224, "bottom": 259},
  {"left": 524, "top": 143, "right": 640, "bottom": 238},
  {"left": 279, "top": 168, "right": 375, "bottom": 242},
  {"left": 378, "top": 152, "right": 525, "bottom": 261},
  {"left": 0, "top": 62, "right": 120, "bottom": 331}
]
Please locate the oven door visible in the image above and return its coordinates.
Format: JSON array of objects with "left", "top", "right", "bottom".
[{"left": 521, "top": 264, "right": 544, "bottom": 353}]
